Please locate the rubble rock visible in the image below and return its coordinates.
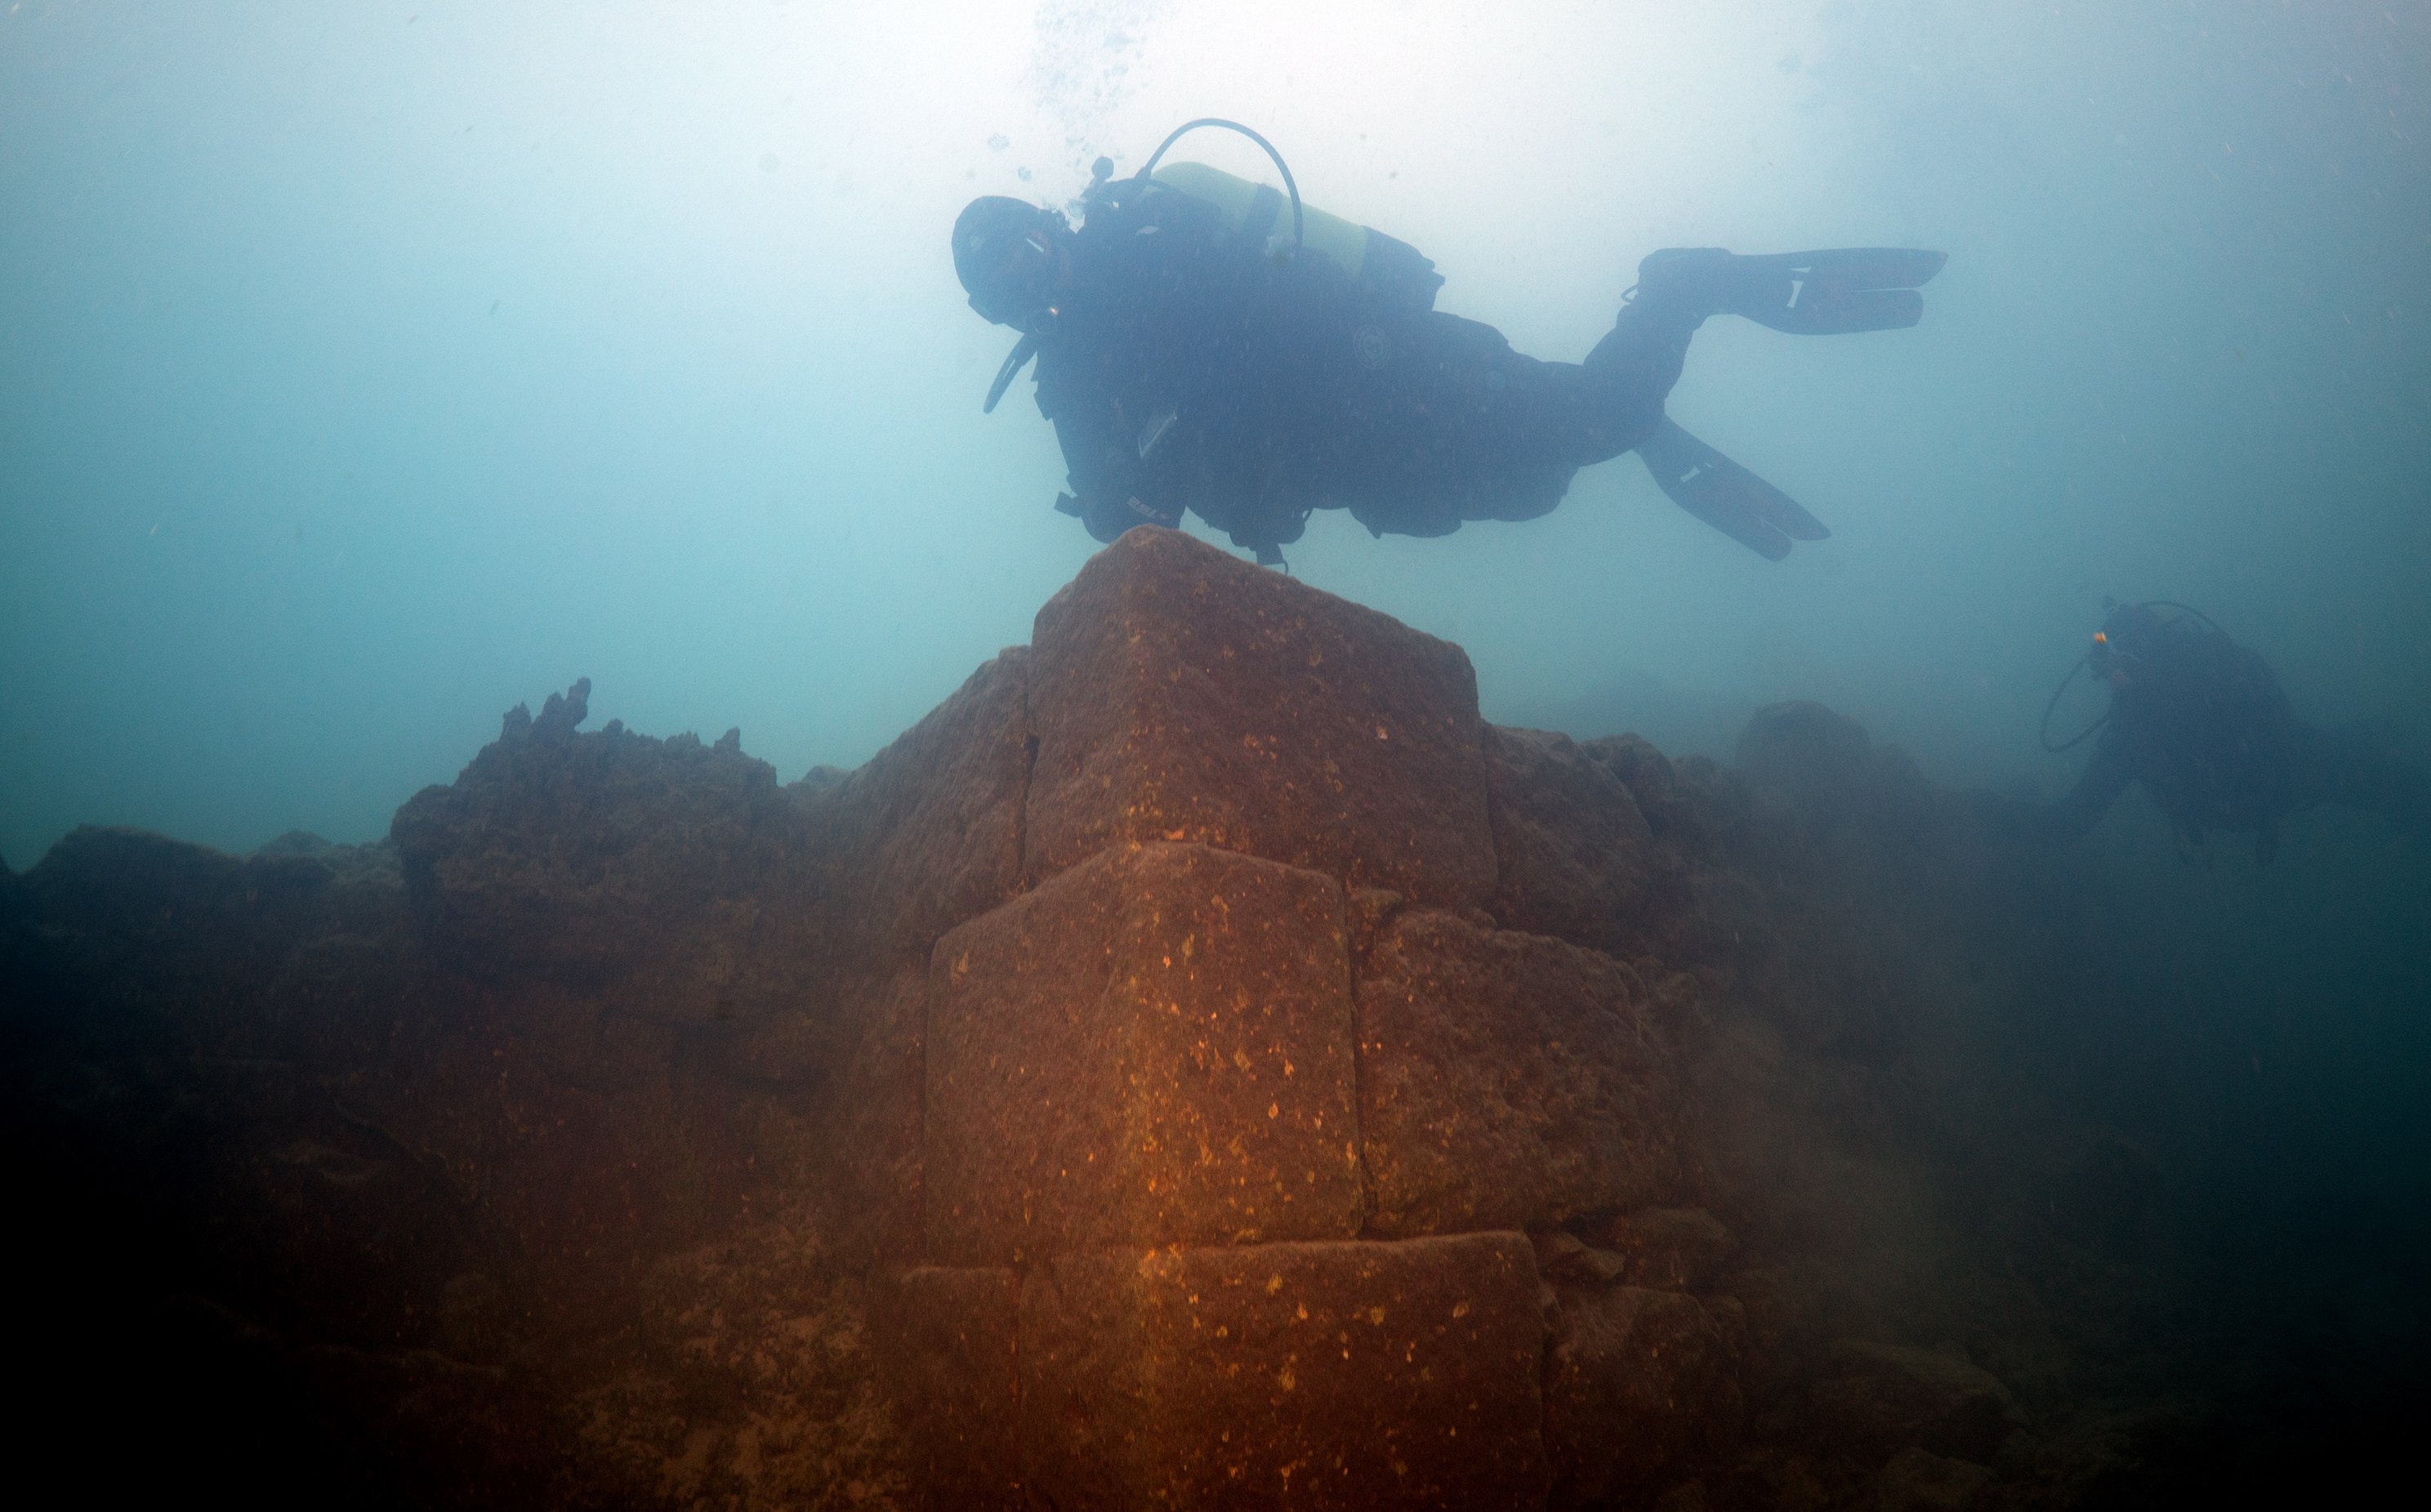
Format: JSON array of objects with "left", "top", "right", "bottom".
[
  {"left": 1544, "top": 1286, "right": 1744, "bottom": 1509},
  {"left": 1532, "top": 1229, "right": 1628, "bottom": 1288},
  {"left": 807, "top": 649, "right": 1032, "bottom": 964},
  {"left": 1869, "top": 1447, "right": 1994, "bottom": 1512},
  {"left": 1583, "top": 733, "right": 1688, "bottom": 837},
  {"left": 1809, "top": 1341, "right": 2028, "bottom": 1464},
  {"left": 390, "top": 678, "right": 814, "bottom": 999},
  {"left": 1597, "top": 1206, "right": 1741, "bottom": 1292},
  {"left": 1737, "top": 700, "right": 1876, "bottom": 801},
  {"left": 1485, "top": 725, "right": 1666, "bottom": 957}
]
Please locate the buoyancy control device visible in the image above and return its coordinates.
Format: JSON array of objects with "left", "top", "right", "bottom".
[
  {"left": 994, "top": 120, "right": 1448, "bottom": 568},
  {"left": 984, "top": 119, "right": 1444, "bottom": 413},
  {"left": 1139, "top": 160, "right": 1445, "bottom": 314},
  {"left": 2037, "top": 600, "right": 2235, "bottom": 752},
  {"left": 1089, "top": 118, "right": 1444, "bottom": 312}
]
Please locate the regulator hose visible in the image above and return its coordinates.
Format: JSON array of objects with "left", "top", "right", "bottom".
[
  {"left": 1135, "top": 118, "right": 1305, "bottom": 250},
  {"left": 2038, "top": 658, "right": 2108, "bottom": 753},
  {"left": 2036, "top": 600, "right": 2228, "bottom": 752},
  {"left": 983, "top": 332, "right": 1041, "bottom": 414}
]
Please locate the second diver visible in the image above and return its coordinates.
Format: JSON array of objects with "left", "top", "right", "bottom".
[{"left": 1997, "top": 600, "right": 2428, "bottom": 862}]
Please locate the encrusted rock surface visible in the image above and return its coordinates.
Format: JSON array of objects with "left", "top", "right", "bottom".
[
  {"left": 1544, "top": 1283, "right": 1745, "bottom": 1509},
  {"left": 5, "top": 527, "right": 2420, "bottom": 1508},
  {"left": 891, "top": 1265, "right": 1023, "bottom": 1510},
  {"left": 1026, "top": 526, "right": 1497, "bottom": 909},
  {"left": 1358, "top": 908, "right": 1681, "bottom": 1237},
  {"left": 1485, "top": 725, "right": 1664, "bottom": 956},
  {"left": 1019, "top": 1233, "right": 1549, "bottom": 1510},
  {"left": 814, "top": 649, "right": 1033, "bottom": 963},
  {"left": 925, "top": 841, "right": 1361, "bottom": 1264}
]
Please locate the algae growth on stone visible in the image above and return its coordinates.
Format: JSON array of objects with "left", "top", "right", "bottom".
[{"left": 3, "top": 529, "right": 2417, "bottom": 1509}]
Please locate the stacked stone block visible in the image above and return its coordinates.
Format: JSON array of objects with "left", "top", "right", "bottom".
[{"left": 857, "top": 529, "right": 1715, "bottom": 1509}]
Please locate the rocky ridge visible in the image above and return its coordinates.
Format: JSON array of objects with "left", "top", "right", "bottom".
[{"left": 0, "top": 529, "right": 2385, "bottom": 1509}]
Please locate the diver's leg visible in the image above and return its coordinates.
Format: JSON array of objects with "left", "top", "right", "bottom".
[
  {"left": 1369, "top": 312, "right": 1604, "bottom": 520},
  {"left": 1579, "top": 243, "right": 1947, "bottom": 415},
  {"left": 1573, "top": 248, "right": 1943, "bottom": 560},
  {"left": 1578, "top": 295, "right": 1701, "bottom": 457}
]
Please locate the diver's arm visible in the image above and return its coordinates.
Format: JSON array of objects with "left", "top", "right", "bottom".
[
  {"left": 1046, "top": 390, "right": 1182, "bottom": 542},
  {"left": 2045, "top": 735, "right": 2136, "bottom": 841},
  {"left": 1037, "top": 216, "right": 1233, "bottom": 541}
]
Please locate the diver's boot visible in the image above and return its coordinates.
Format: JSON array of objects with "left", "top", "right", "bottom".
[{"left": 1634, "top": 247, "right": 1947, "bottom": 333}]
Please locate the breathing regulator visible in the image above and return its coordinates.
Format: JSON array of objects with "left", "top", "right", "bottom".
[
  {"left": 2038, "top": 600, "right": 2225, "bottom": 752},
  {"left": 979, "top": 118, "right": 1443, "bottom": 413}
]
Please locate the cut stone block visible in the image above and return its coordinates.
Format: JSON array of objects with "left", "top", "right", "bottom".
[
  {"left": 814, "top": 649, "right": 1032, "bottom": 961},
  {"left": 817, "top": 969, "right": 926, "bottom": 1269},
  {"left": 1019, "top": 1233, "right": 1549, "bottom": 1510},
  {"left": 894, "top": 1266, "right": 1024, "bottom": 1512},
  {"left": 1027, "top": 528, "right": 1494, "bottom": 910},
  {"left": 926, "top": 842, "right": 1361, "bottom": 1265},
  {"left": 1359, "top": 909, "right": 1681, "bottom": 1236}
]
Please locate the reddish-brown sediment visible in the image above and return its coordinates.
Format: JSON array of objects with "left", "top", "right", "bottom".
[{"left": 0, "top": 529, "right": 2347, "bottom": 1507}]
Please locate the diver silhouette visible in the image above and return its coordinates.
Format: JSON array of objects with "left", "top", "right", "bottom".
[
  {"left": 952, "top": 119, "right": 1947, "bottom": 566},
  {"left": 2000, "top": 600, "right": 2429, "bottom": 862}
]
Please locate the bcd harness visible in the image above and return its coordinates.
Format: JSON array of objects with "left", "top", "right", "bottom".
[{"left": 979, "top": 119, "right": 1445, "bottom": 563}]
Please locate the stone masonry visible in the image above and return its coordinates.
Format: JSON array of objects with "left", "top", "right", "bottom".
[
  {"left": 846, "top": 529, "right": 1702, "bottom": 1507},
  {"left": 24, "top": 520, "right": 2247, "bottom": 1509}
]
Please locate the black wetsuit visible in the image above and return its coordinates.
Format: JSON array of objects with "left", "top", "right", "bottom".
[
  {"left": 2041, "top": 614, "right": 2424, "bottom": 860},
  {"left": 1029, "top": 179, "right": 1697, "bottom": 559}
]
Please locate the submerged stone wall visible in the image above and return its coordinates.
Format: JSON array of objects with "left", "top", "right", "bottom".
[
  {"left": 7, "top": 527, "right": 2395, "bottom": 1510},
  {"left": 882, "top": 531, "right": 1722, "bottom": 1508}
]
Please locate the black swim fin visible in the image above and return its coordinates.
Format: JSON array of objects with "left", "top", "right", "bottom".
[
  {"left": 1724, "top": 248, "right": 1947, "bottom": 334},
  {"left": 1636, "top": 417, "right": 1831, "bottom": 560},
  {"left": 1636, "top": 247, "right": 1947, "bottom": 335}
]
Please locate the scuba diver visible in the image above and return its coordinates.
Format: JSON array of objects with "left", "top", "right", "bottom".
[
  {"left": 2005, "top": 600, "right": 2429, "bottom": 862},
  {"left": 952, "top": 118, "right": 1947, "bottom": 564}
]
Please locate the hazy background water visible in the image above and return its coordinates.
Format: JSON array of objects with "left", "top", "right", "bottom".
[{"left": 3, "top": 0, "right": 2425, "bottom": 868}]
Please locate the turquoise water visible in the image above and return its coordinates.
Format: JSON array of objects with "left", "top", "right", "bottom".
[
  {"left": 7, "top": 7, "right": 2430, "bottom": 1491},
  {"left": 3, "top": 1, "right": 2424, "bottom": 863}
]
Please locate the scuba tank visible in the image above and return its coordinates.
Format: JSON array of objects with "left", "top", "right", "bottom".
[
  {"left": 986, "top": 120, "right": 1443, "bottom": 413},
  {"left": 991, "top": 120, "right": 1443, "bottom": 568},
  {"left": 2037, "top": 600, "right": 2238, "bottom": 753},
  {"left": 1083, "top": 118, "right": 1445, "bottom": 314},
  {"left": 1143, "top": 159, "right": 1444, "bottom": 314}
]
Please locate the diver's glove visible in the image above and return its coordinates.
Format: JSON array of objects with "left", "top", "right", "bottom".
[{"left": 1057, "top": 489, "right": 1180, "bottom": 544}]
